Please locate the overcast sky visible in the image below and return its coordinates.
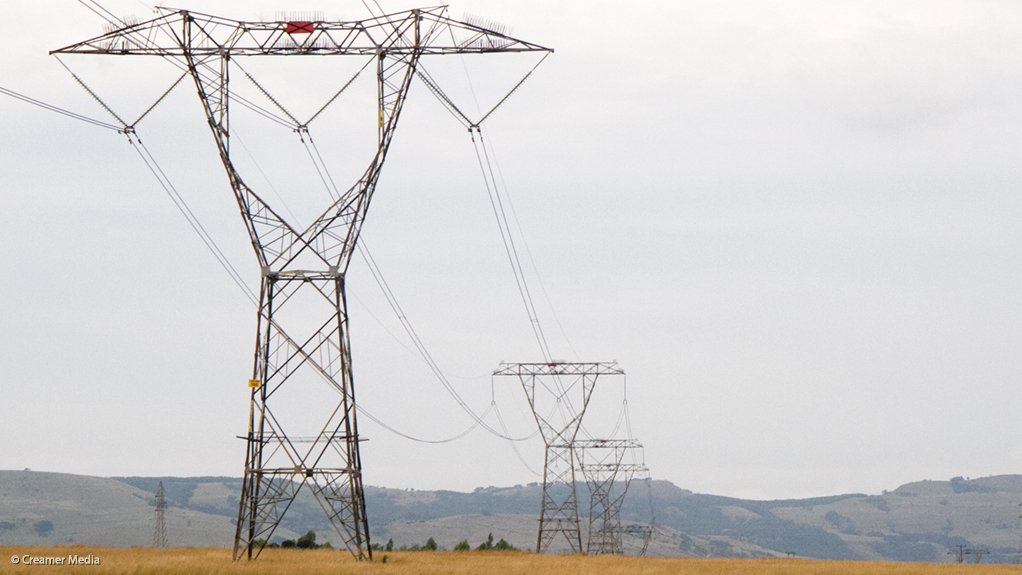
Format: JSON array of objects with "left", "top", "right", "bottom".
[{"left": 1, "top": 0, "right": 1019, "bottom": 500}]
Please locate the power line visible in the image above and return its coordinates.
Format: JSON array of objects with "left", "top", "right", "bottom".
[
  {"left": 356, "top": 402, "right": 493, "bottom": 445},
  {"left": 128, "top": 134, "right": 258, "bottom": 305},
  {"left": 470, "top": 126, "right": 553, "bottom": 362},
  {"left": 0, "top": 85, "right": 121, "bottom": 131},
  {"left": 481, "top": 130, "right": 581, "bottom": 360},
  {"left": 356, "top": 239, "right": 537, "bottom": 442}
]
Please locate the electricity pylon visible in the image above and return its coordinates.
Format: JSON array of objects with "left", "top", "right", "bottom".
[
  {"left": 153, "top": 481, "right": 167, "bottom": 548},
  {"left": 54, "top": 7, "right": 550, "bottom": 561},
  {"left": 574, "top": 439, "right": 647, "bottom": 555},
  {"left": 493, "top": 361, "right": 624, "bottom": 553},
  {"left": 1016, "top": 502, "right": 1021, "bottom": 564}
]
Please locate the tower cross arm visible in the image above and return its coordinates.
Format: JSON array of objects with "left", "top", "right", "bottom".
[
  {"left": 50, "top": 6, "right": 552, "bottom": 57},
  {"left": 493, "top": 362, "right": 625, "bottom": 377},
  {"left": 574, "top": 439, "right": 643, "bottom": 450}
]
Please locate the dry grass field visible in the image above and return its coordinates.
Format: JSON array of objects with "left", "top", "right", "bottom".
[{"left": 2, "top": 547, "right": 1019, "bottom": 575}]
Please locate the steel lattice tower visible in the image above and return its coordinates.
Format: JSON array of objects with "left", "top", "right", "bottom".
[
  {"left": 493, "top": 362, "right": 624, "bottom": 553},
  {"left": 153, "top": 481, "right": 167, "bottom": 548},
  {"left": 574, "top": 439, "right": 647, "bottom": 555},
  {"left": 54, "top": 7, "right": 550, "bottom": 561},
  {"left": 1016, "top": 502, "right": 1022, "bottom": 565}
]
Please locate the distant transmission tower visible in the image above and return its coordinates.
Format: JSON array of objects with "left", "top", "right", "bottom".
[
  {"left": 574, "top": 439, "right": 647, "bottom": 555},
  {"left": 949, "top": 544, "right": 966, "bottom": 563},
  {"left": 494, "top": 362, "right": 624, "bottom": 553},
  {"left": 1016, "top": 502, "right": 1021, "bottom": 564},
  {"left": 54, "top": 7, "right": 550, "bottom": 561},
  {"left": 153, "top": 481, "right": 167, "bottom": 548}
]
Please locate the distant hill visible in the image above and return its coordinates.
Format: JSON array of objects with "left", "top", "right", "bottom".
[
  {"left": 0, "top": 471, "right": 246, "bottom": 547},
  {"left": 0, "top": 470, "right": 1018, "bottom": 563}
]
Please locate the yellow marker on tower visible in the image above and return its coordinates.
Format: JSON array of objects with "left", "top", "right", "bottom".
[{"left": 248, "top": 379, "right": 261, "bottom": 389}]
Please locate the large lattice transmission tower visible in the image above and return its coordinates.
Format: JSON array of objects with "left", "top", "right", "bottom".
[
  {"left": 54, "top": 7, "right": 550, "bottom": 561},
  {"left": 574, "top": 439, "right": 648, "bottom": 555},
  {"left": 493, "top": 361, "right": 624, "bottom": 553}
]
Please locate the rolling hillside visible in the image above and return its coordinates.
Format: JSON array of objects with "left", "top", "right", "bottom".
[{"left": 0, "top": 470, "right": 1017, "bottom": 563}]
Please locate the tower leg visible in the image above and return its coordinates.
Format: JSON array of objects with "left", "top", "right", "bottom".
[
  {"left": 232, "top": 274, "right": 370, "bottom": 559},
  {"left": 538, "top": 444, "right": 582, "bottom": 553}
]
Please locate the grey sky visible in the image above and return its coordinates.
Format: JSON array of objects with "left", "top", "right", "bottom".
[{"left": 1, "top": 0, "right": 1019, "bottom": 500}]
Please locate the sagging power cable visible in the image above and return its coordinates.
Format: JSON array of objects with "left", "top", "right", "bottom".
[
  {"left": 470, "top": 126, "right": 552, "bottom": 363},
  {"left": 356, "top": 238, "right": 538, "bottom": 443},
  {"left": 480, "top": 131, "right": 582, "bottom": 361},
  {"left": 421, "top": 40, "right": 591, "bottom": 428},
  {"left": 449, "top": 77, "right": 590, "bottom": 433},
  {"left": 411, "top": 44, "right": 561, "bottom": 367},
  {"left": 46, "top": 49, "right": 260, "bottom": 309},
  {"left": 129, "top": 133, "right": 258, "bottom": 306},
  {"left": 0, "top": 84, "right": 121, "bottom": 132}
]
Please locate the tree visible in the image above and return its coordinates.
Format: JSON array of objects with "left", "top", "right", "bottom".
[
  {"left": 477, "top": 533, "right": 494, "bottom": 551},
  {"left": 424, "top": 537, "right": 438, "bottom": 551},
  {"left": 493, "top": 538, "right": 516, "bottom": 551},
  {"left": 296, "top": 530, "right": 317, "bottom": 549},
  {"left": 385, "top": 538, "right": 394, "bottom": 552},
  {"left": 453, "top": 539, "right": 471, "bottom": 551}
]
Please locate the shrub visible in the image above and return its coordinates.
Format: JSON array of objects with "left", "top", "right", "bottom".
[
  {"left": 493, "top": 538, "right": 516, "bottom": 551},
  {"left": 33, "top": 520, "right": 54, "bottom": 537}
]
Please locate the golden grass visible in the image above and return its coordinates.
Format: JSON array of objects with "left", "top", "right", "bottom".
[{"left": 1, "top": 547, "right": 1017, "bottom": 575}]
